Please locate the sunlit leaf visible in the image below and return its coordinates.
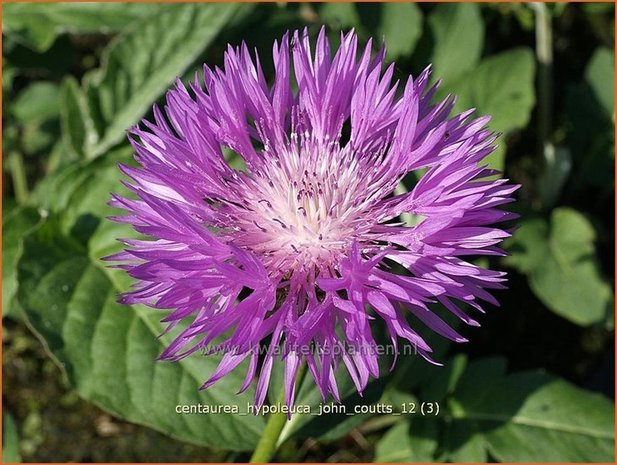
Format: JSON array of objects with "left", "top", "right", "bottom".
[
  {"left": 3, "top": 3, "right": 164, "bottom": 52},
  {"left": 506, "top": 208, "right": 612, "bottom": 326},
  {"left": 17, "top": 215, "right": 265, "bottom": 452},
  {"left": 450, "top": 48, "right": 536, "bottom": 171},
  {"left": 428, "top": 3, "right": 484, "bottom": 84},
  {"left": 585, "top": 47, "right": 614, "bottom": 117},
  {"left": 376, "top": 357, "right": 615, "bottom": 462},
  {"left": 83, "top": 3, "right": 253, "bottom": 159},
  {"left": 2, "top": 206, "right": 42, "bottom": 319}
]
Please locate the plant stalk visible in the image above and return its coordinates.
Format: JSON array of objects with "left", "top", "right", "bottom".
[
  {"left": 249, "top": 362, "right": 307, "bottom": 463},
  {"left": 8, "top": 151, "right": 29, "bottom": 205},
  {"left": 531, "top": 2, "right": 554, "bottom": 166}
]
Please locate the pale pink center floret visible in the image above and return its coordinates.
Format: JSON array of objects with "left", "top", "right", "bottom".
[{"left": 227, "top": 139, "right": 382, "bottom": 275}]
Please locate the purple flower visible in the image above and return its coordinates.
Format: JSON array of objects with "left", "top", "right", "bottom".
[{"left": 107, "top": 28, "right": 518, "bottom": 408}]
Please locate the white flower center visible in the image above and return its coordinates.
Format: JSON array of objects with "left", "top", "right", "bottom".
[{"left": 229, "top": 144, "right": 371, "bottom": 273}]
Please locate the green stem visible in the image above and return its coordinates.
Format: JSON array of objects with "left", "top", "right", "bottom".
[
  {"left": 531, "top": 2, "right": 554, "bottom": 165},
  {"left": 249, "top": 397, "right": 288, "bottom": 463},
  {"left": 8, "top": 151, "right": 29, "bottom": 205},
  {"left": 249, "top": 363, "right": 307, "bottom": 463}
]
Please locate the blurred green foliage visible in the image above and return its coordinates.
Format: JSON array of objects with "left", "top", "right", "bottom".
[{"left": 2, "top": 2, "right": 615, "bottom": 462}]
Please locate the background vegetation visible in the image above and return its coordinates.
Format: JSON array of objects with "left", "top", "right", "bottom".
[{"left": 2, "top": 2, "right": 615, "bottom": 462}]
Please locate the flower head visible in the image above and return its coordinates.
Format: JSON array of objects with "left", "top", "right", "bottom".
[{"left": 107, "top": 28, "right": 518, "bottom": 407}]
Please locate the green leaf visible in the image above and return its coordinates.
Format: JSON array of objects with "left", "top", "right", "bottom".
[
  {"left": 463, "top": 48, "right": 535, "bottom": 131},
  {"left": 378, "top": 3, "right": 423, "bottom": 60},
  {"left": 16, "top": 216, "right": 265, "bottom": 451},
  {"left": 3, "top": 3, "right": 164, "bottom": 52},
  {"left": 585, "top": 47, "right": 614, "bottom": 117},
  {"left": 320, "top": 3, "right": 362, "bottom": 29},
  {"left": 375, "top": 356, "right": 467, "bottom": 462},
  {"left": 83, "top": 3, "right": 251, "bottom": 159},
  {"left": 20, "top": 122, "right": 56, "bottom": 156},
  {"left": 320, "top": 3, "right": 422, "bottom": 59},
  {"left": 3, "top": 13, "right": 56, "bottom": 54},
  {"left": 451, "top": 360, "right": 615, "bottom": 462},
  {"left": 367, "top": 386, "right": 438, "bottom": 462},
  {"left": 2, "top": 207, "right": 42, "bottom": 319},
  {"left": 505, "top": 208, "right": 613, "bottom": 326},
  {"left": 374, "top": 418, "right": 439, "bottom": 462},
  {"left": 2, "top": 412, "right": 21, "bottom": 463},
  {"left": 374, "top": 421, "right": 414, "bottom": 462},
  {"left": 20, "top": 151, "right": 265, "bottom": 451},
  {"left": 443, "top": 421, "right": 487, "bottom": 462},
  {"left": 60, "top": 76, "right": 98, "bottom": 159},
  {"left": 381, "top": 357, "right": 615, "bottom": 462},
  {"left": 450, "top": 48, "right": 536, "bottom": 171},
  {"left": 58, "top": 148, "right": 133, "bottom": 230},
  {"left": 11, "top": 82, "right": 60, "bottom": 124},
  {"left": 428, "top": 4, "right": 484, "bottom": 84}
]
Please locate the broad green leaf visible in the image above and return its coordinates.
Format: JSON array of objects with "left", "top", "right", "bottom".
[
  {"left": 428, "top": 4, "right": 484, "bottom": 84},
  {"left": 378, "top": 3, "right": 423, "bottom": 60},
  {"left": 83, "top": 3, "right": 252, "bottom": 158},
  {"left": 382, "top": 357, "right": 615, "bottom": 462},
  {"left": 439, "top": 357, "right": 507, "bottom": 461},
  {"left": 451, "top": 360, "right": 615, "bottom": 462},
  {"left": 2, "top": 207, "right": 42, "bottom": 319},
  {"left": 505, "top": 208, "right": 613, "bottom": 326},
  {"left": 376, "top": 356, "right": 467, "bottom": 462},
  {"left": 11, "top": 82, "right": 60, "bottom": 124},
  {"left": 3, "top": 3, "right": 164, "bottom": 52},
  {"left": 459, "top": 48, "right": 535, "bottom": 131},
  {"left": 2, "top": 412, "right": 21, "bottom": 463},
  {"left": 20, "top": 151, "right": 265, "bottom": 451},
  {"left": 503, "top": 216, "right": 547, "bottom": 273},
  {"left": 16, "top": 217, "right": 265, "bottom": 451},
  {"left": 585, "top": 47, "right": 614, "bottom": 117},
  {"left": 451, "top": 48, "right": 536, "bottom": 171}
]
